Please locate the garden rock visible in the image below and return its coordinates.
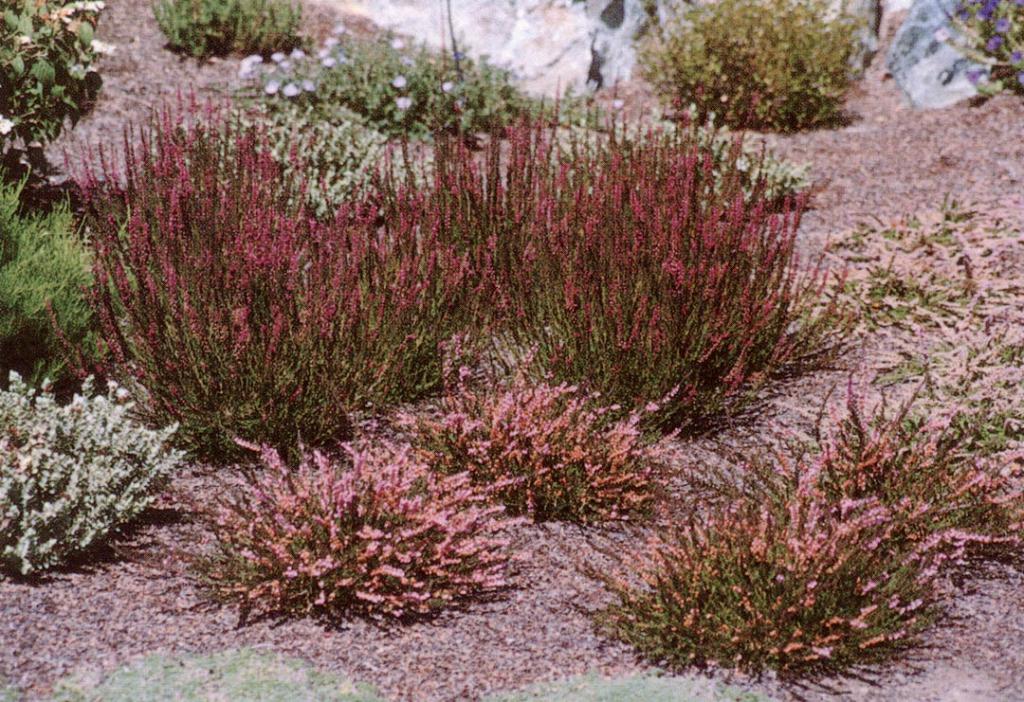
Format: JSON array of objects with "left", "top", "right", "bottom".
[
  {"left": 328, "top": 0, "right": 654, "bottom": 95},
  {"left": 886, "top": 0, "right": 988, "bottom": 108}
]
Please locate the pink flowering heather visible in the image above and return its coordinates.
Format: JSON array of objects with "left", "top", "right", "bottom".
[
  {"left": 411, "top": 372, "right": 663, "bottom": 523},
  {"left": 77, "top": 105, "right": 466, "bottom": 461},
  {"left": 381, "top": 121, "right": 842, "bottom": 432},
  {"left": 597, "top": 393, "right": 1023, "bottom": 676},
  {"left": 200, "top": 441, "right": 515, "bottom": 621}
]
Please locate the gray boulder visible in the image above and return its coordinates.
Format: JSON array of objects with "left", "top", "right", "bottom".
[
  {"left": 327, "top": 0, "right": 656, "bottom": 96},
  {"left": 886, "top": 0, "right": 989, "bottom": 108}
]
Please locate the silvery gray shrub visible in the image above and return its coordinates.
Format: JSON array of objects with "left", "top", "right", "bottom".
[{"left": 0, "top": 373, "right": 182, "bottom": 577}]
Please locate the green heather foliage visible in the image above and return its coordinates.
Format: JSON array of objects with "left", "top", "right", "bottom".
[
  {"left": 0, "top": 373, "right": 181, "bottom": 577},
  {"left": 640, "top": 0, "right": 858, "bottom": 131},
  {"left": 1, "top": 0, "right": 103, "bottom": 171},
  {"left": 597, "top": 396, "right": 1022, "bottom": 675},
  {"left": 154, "top": 0, "right": 302, "bottom": 59},
  {"left": 50, "top": 649, "right": 385, "bottom": 702},
  {"left": 412, "top": 372, "right": 662, "bottom": 523},
  {"left": 487, "top": 673, "right": 772, "bottom": 702},
  {"left": 248, "top": 31, "right": 530, "bottom": 138},
  {"left": 0, "top": 172, "right": 93, "bottom": 388},
  {"left": 201, "top": 442, "right": 514, "bottom": 621}
]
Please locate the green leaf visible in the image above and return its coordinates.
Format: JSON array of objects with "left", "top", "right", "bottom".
[
  {"left": 10, "top": 55, "right": 24, "bottom": 76},
  {"left": 78, "top": 22, "right": 94, "bottom": 47},
  {"left": 31, "top": 60, "right": 56, "bottom": 87}
]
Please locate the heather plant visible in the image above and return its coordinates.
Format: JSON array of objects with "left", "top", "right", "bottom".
[
  {"left": 79, "top": 108, "right": 463, "bottom": 461},
  {"left": 597, "top": 394, "right": 1021, "bottom": 675},
  {"left": 0, "top": 170, "right": 94, "bottom": 389},
  {"left": 0, "top": 373, "right": 181, "bottom": 577},
  {"left": 951, "top": 0, "right": 1024, "bottom": 95},
  {"left": 153, "top": 0, "right": 302, "bottom": 60},
  {"left": 242, "top": 30, "right": 530, "bottom": 138},
  {"left": 639, "top": 0, "right": 859, "bottom": 131},
  {"left": 200, "top": 442, "right": 515, "bottom": 621},
  {"left": 398, "top": 122, "right": 837, "bottom": 430},
  {"left": 410, "top": 371, "right": 663, "bottom": 523},
  {"left": 1, "top": 0, "right": 104, "bottom": 171}
]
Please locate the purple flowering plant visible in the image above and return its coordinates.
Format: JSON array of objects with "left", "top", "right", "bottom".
[{"left": 952, "top": 0, "right": 1024, "bottom": 94}]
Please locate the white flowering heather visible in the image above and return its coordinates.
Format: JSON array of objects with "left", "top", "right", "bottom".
[{"left": 0, "top": 373, "right": 181, "bottom": 577}]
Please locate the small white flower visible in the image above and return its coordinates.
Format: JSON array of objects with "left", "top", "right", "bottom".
[
  {"left": 332, "top": 23, "right": 347, "bottom": 36},
  {"left": 17, "top": 35, "right": 32, "bottom": 46},
  {"left": 264, "top": 79, "right": 281, "bottom": 95},
  {"left": 441, "top": 80, "right": 455, "bottom": 93},
  {"left": 390, "top": 38, "right": 405, "bottom": 50},
  {"left": 242, "top": 54, "right": 263, "bottom": 66},
  {"left": 290, "top": 48, "right": 306, "bottom": 60},
  {"left": 611, "top": 98, "right": 625, "bottom": 110},
  {"left": 270, "top": 51, "right": 286, "bottom": 63},
  {"left": 282, "top": 82, "right": 301, "bottom": 97},
  {"left": 0, "top": 116, "right": 14, "bottom": 136},
  {"left": 321, "top": 56, "right": 337, "bottom": 68},
  {"left": 324, "top": 37, "right": 340, "bottom": 48},
  {"left": 400, "top": 55, "right": 415, "bottom": 66},
  {"left": 302, "top": 79, "right": 316, "bottom": 92},
  {"left": 278, "top": 59, "right": 292, "bottom": 71},
  {"left": 90, "top": 38, "right": 116, "bottom": 55},
  {"left": 392, "top": 75, "right": 407, "bottom": 89},
  {"left": 317, "top": 47, "right": 331, "bottom": 59},
  {"left": 933, "top": 27, "right": 950, "bottom": 43},
  {"left": 395, "top": 96, "right": 413, "bottom": 110}
]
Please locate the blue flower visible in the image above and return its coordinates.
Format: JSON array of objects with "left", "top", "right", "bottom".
[
  {"left": 967, "top": 68, "right": 983, "bottom": 84},
  {"left": 1018, "top": 71, "right": 1024, "bottom": 85},
  {"left": 1012, "top": 50, "right": 1023, "bottom": 63},
  {"left": 987, "top": 35, "right": 1003, "bottom": 51},
  {"left": 453, "top": 50, "right": 466, "bottom": 61},
  {"left": 996, "top": 18, "right": 1011, "bottom": 33}
]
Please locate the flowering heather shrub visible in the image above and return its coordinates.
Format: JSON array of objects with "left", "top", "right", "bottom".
[
  {"left": 952, "top": 0, "right": 1024, "bottom": 94},
  {"left": 1, "top": 373, "right": 181, "bottom": 577},
  {"left": 597, "top": 395, "right": 1021, "bottom": 675},
  {"left": 200, "top": 442, "right": 514, "bottom": 621},
  {"left": 411, "top": 372, "right": 662, "bottom": 523},
  {"left": 813, "top": 392, "right": 1024, "bottom": 551},
  {"left": 639, "top": 0, "right": 859, "bottom": 131},
  {"left": 393, "top": 122, "right": 837, "bottom": 430},
  {"left": 154, "top": 0, "right": 302, "bottom": 60},
  {"left": 597, "top": 467, "right": 940, "bottom": 675},
  {"left": 79, "top": 107, "right": 463, "bottom": 461}
]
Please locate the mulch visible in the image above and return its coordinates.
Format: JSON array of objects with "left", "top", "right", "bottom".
[{"left": 6, "top": 1, "right": 1024, "bottom": 701}]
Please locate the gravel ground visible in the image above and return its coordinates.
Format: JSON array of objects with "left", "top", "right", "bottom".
[{"left": 5, "top": 2, "right": 1024, "bottom": 701}]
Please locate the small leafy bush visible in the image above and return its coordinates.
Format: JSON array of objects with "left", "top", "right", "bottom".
[
  {"left": 0, "top": 373, "right": 181, "bottom": 577},
  {"left": 1, "top": 0, "right": 104, "bottom": 166},
  {"left": 411, "top": 372, "right": 662, "bottom": 523},
  {"left": 231, "top": 100, "right": 387, "bottom": 220},
  {"left": 639, "top": 0, "right": 858, "bottom": 131},
  {"left": 80, "top": 107, "right": 462, "bottom": 462},
  {"left": 0, "top": 171, "right": 94, "bottom": 389},
  {"left": 244, "top": 30, "right": 530, "bottom": 138},
  {"left": 952, "top": 0, "right": 1024, "bottom": 94},
  {"left": 154, "top": 0, "right": 302, "bottom": 60},
  {"left": 596, "top": 397, "right": 1021, "bottom": 676},
  {"left": 390, "top": 122, "right": 836, "bottom": 430},
  {"left": 200, "top": 442, "right": 515, "bottom": 621}
]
